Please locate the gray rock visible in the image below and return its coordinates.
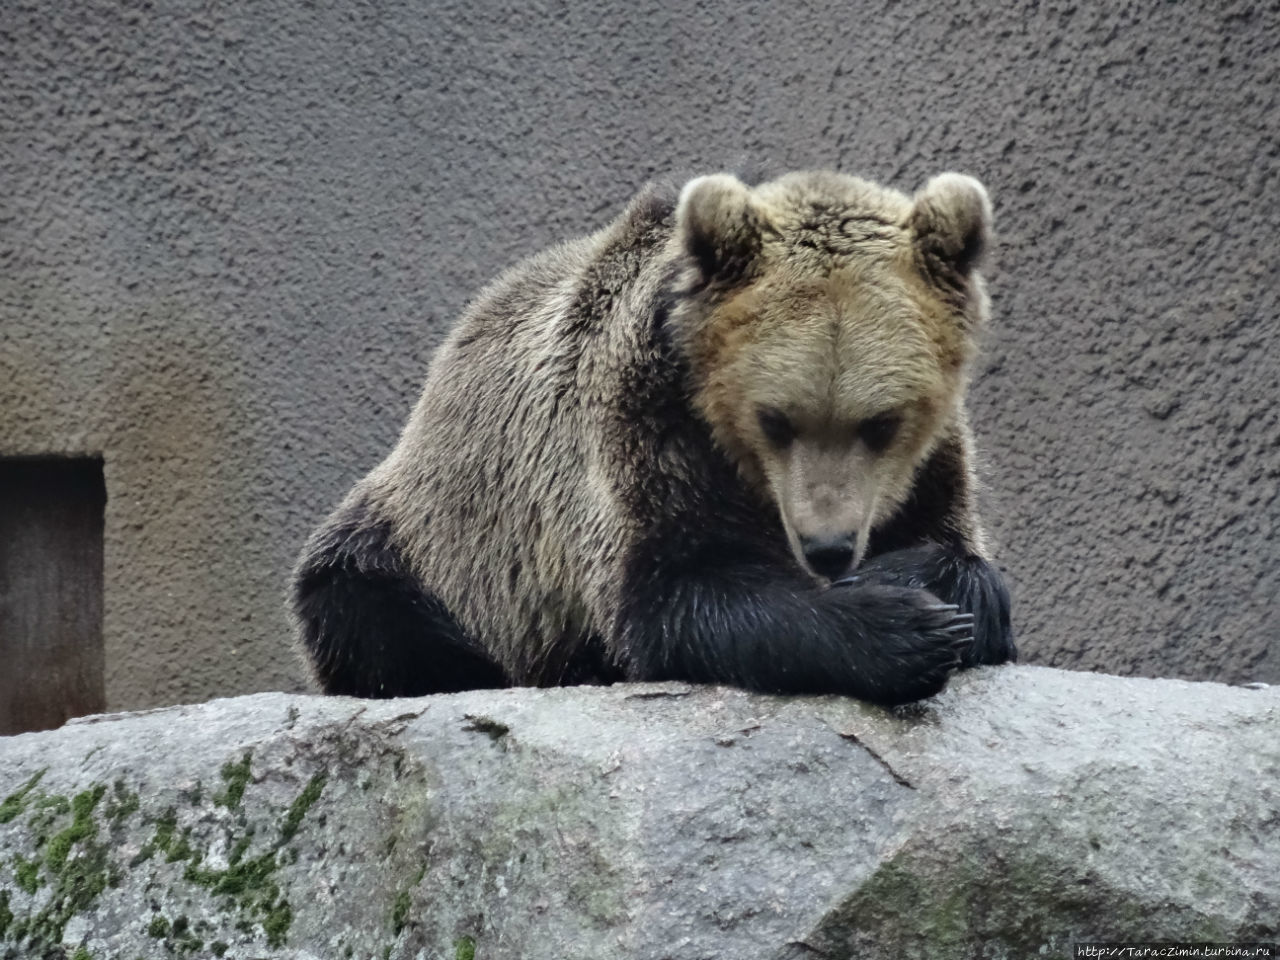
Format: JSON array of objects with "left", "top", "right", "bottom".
[{"left": 0, "top": 666, "right": 1276, "bottom": 960}]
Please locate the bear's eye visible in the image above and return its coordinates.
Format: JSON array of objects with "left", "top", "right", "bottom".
[
  {"left": 757, "top": 407, "right": 795, "bottom": 448},
  {"left": 858, "top": 412, "right": 902, "bottom": 453}
]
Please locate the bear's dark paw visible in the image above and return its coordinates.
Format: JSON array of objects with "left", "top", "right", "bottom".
[
  {"left": 880, "top": 595, "right": 973, "bottom": 703},
  {"left": 838, "top": 545, "right": 1016, "bottom": 670},
  {"left": 830, "top": 584, "right": 973, "bottom": 706},
  {"left": 833, "top": 543, "right": 948, "bottom": 591},
  {"left": 974, "top": 618, "right": 1017, "bottom": 667}
]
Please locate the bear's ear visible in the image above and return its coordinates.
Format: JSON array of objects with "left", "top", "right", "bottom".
[
  {"left": 908, "top": 173, "right": 992, "bottom": 288},
  {"left": 676, "top": 174, "right": 768, "bottom": 289}
]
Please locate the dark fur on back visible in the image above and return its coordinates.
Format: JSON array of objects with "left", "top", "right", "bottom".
[{"left": 291, "top": 170, "right": 1015, "bottom": 707}]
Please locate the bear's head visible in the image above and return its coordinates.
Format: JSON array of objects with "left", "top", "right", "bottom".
[{"left": 668, "top": 169, "right": 992, "bottom": 581}]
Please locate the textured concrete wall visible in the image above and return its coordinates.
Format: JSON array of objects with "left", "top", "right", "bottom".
[{"left": 2, "top": 0, "right": 1278, "bottom": 711}]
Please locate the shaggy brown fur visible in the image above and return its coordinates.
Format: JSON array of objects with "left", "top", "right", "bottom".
[{"left": 292, "top": 169, "right": 1015, "bottom": 706}]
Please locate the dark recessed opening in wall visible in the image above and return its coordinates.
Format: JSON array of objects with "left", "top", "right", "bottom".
[{"left": 0, "top": 457, "right": 107, "bottom": 735}]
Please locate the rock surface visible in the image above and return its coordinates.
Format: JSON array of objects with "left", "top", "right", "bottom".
[{"left": 0, "top": 666, "right": 1276, "bottom": 960}]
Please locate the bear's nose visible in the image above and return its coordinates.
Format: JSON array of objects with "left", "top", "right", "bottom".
[{"left": 801, "top": 535, "right": 855, "bottom": 580}]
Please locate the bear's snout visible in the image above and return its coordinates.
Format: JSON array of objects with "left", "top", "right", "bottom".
[{"left": 801, "top": 534, "right": 855, "bottom": 580}]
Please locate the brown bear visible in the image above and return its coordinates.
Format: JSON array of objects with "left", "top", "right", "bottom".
[{"left": 292, "top": 169, "right": 1015, "bottom": 706}]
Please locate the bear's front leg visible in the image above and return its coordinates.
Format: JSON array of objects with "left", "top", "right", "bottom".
[
  {"left": 614, "top": 544, "right": 977, "bottom": 706},
  {"left": 839, "top": 542, "right": 1016, "bottom": 667}
]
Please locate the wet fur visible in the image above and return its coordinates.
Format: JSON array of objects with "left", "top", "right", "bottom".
[{"left": 292, "top": 171, "right": 1015, "bottom": 706}]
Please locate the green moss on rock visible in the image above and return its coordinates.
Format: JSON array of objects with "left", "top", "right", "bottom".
[
  {"left": 391, "top": 890, "right": 411, "bottom": 935},
  {"left": 184, "top": 849, "right": 279, "bottom": 900},
  {"left": 214, "top": 753, "right": 253, "bottom": 810},
  {"left": 129, "top": 806, "right": 187, "bottom": 867},
  {"left": 104, "top": 780, "right": 140, "bottom": 831},
  {"left": 1, "top": 756, "right": 335, "bottom": 957},
  {"left": 28, "top": 793, "right": 72, "bottom": 846},
  {"left": 165, "top": 827, "right": 197, "bottom": 864},
  {"left": 45, "top": 785, "right": 106, "bottom": 872},
  {"left": 12, "top": 854, "right": 39, "bottom": 894},
  {"left": 228, "top": 832, "right": 252, "bottom": 867},
  {"left": 391, "top": 865, "right": 426, "bottom": 936},
  {"left": 178, "top": 772, "right": 326, "bottom": 949},
  {"left": 0, "top": 770, "right": 46, "bottom": 824},
  {"left": 166, "top": 913, "right": 205, "bottom": 955},
  {"left": 262, "top": 898, "right": 293, "bottom": 948},
  {"left": 13, "top": 782, "right": 112, "bottom": 950},
  {"left": 279, "top": 774, "right": 326, "bottom": 843}
]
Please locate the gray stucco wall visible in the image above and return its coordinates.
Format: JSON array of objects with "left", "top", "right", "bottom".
[{"left": 3, "top": 0, "right": 1278, "bottom": 711}]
